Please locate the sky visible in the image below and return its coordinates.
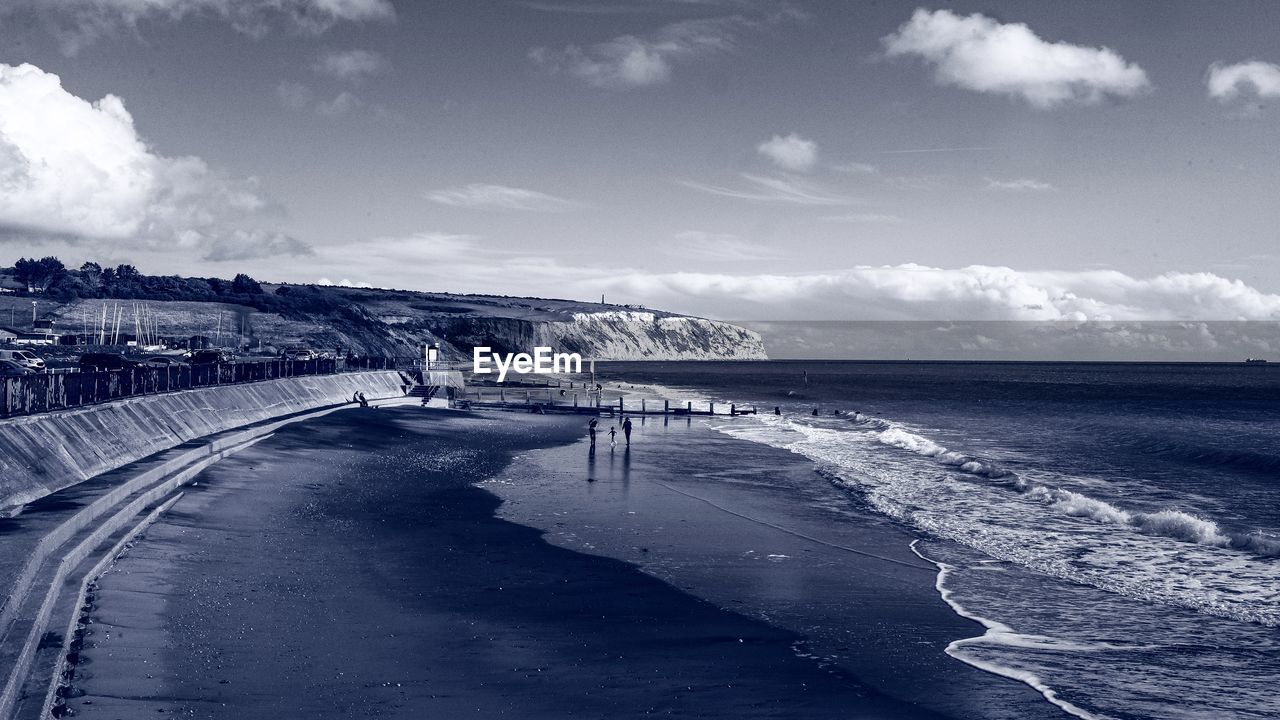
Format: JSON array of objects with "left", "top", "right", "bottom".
[{"left": 1, "top": 0, "right": 1280, "bottom": 323}]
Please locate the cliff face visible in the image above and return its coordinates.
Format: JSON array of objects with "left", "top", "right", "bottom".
[{"left": 418, "top": 311, "right": 766, "bottom": 361}]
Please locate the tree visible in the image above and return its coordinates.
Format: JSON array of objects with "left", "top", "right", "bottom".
[
  {"left": 79, "top": 262, "right": 103, "bottom": 290},
  {"left": 231, "top": 273, "right": 263, "bottom": 294},
  {"left": 13, "top": 256, "right": 66, "bottom": 293}
]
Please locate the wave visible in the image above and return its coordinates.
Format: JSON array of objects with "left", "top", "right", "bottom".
[
  {"left": 870, "top": 422, "right": 1280, "bottom": 557},
  {"left": 909, "top": 541, "right": 1113, "bottom": 720}
]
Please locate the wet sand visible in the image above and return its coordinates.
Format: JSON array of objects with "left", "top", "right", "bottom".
[{"left": 68, "top": 408, "right": 977, "bottom": 718}]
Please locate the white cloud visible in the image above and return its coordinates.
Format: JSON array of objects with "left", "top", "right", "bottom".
[
  {"left": 314, "top": 49, "right": 388, "bottom": 81},
  {"left": 316, "top": 90, "right": 364, "bottom": 116},
  {"left": 276, "top": 81, "right": 314, "bottom": 110},
  {"left": 1207, "top": 61, "right": 1280, "bottom": 101},
  {"left": 757, "top": 133, "right": 817, "bottom": 172},
  {"left": 665, "top": 231, "right": 781, "bottom": 261},
  {"left": 530, "top": 8, "right": 799, "bottom": 88},
  {"left": 832, "top": 161, "right": 878, "bottom": 175},
  {"left": 12, "top": 0, "right": 396, "bottom": 54},
  {"left": 595, "top": 265, "right": 1280, "bottom": 322},
  {"left": 985, "top": 177, "right": 1054, "bottom": 192},
  {"left": 0, "top": 63, "right": 306, "bottom": 260},
  {"left": 425, "top": 183, "right": 580, "bottom": 212},
  {"left": 882, "top": 8, "right": 1150, "bottom": 108},
  {"left": 679, "top": 173, "right": 855, "bottom": 206},
  {"left": 821, "top": 213, "right": 903, "bottom": 224},
  {"left": 289, "top": 240, "right": 1280, "bottom": 323}
]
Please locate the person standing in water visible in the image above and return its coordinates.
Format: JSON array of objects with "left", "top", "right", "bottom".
[
  {"left": 622, "top": 417, "right": 633, "bottom": 446},
  {"left": 588, "top": 418, "right": 598, "bottom": 446}
]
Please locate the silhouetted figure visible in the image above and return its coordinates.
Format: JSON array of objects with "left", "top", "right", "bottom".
[
  {"left": 609, "top": 426, "right": 617, "bottom": 448},
  {"left": 357, "top": 391, "right": 370, "bottom": 408},
  {"left": 774, "top": 406, "right": 781, "bottom": 415},
  {"left": 622, "top": 417, "right": 632, "bottom": 445},
  {"left": 811, "top": 407, "right": 819, "bottom": 416},
  {"left": 588, "top": 418, "right": 598, "bottom": 446}
]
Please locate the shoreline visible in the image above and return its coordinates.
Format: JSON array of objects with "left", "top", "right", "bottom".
[{"left": 64, "top": 406, "right": 1023, "bottom": 718}]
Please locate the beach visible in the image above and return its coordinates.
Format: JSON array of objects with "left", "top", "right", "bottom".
[{"left": 63, "top": 405, "right": 1054, "bottom": 719}]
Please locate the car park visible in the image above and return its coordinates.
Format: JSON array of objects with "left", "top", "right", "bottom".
[{"left": 0, "top": 349, "right": 46, "bottom": 371}]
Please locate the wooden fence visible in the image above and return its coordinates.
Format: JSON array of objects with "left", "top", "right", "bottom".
[{"left": 0, "top": 357, "right": 402, "bottom": 419}]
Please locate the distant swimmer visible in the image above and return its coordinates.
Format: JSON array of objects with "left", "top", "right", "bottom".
[
  {"left": 622, "top": 417, "right": 633, "bottom": 445},
  {"left": 811, "top": 407, "right": 819, "bottom": 416},
  {"left": 588, "top": 418, "right": 598, "bottom": 446},
  {"left": 774, "top": 406, "right": 781, "bottom": 415}
]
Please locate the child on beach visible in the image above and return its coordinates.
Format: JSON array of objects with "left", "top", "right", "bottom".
[{"left": 609, "top": 426, "right": 617, "bottom": 447}]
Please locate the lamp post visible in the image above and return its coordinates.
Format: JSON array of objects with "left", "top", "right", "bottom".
[{"left": 31, "top": 300, "right": 37, "bottom": 327}]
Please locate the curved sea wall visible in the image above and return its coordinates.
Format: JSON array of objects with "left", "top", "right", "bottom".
[{"left": 0, "top": 371, "right": 404, "bottom": 509}]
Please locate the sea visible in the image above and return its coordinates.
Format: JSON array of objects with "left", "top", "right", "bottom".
[{"left": 599, "top": 361, "right": 1280, "bottom": 720}]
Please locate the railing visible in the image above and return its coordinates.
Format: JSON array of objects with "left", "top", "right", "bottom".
[{"left": 0, "top": 357, "right": 403, "bottom": 419}]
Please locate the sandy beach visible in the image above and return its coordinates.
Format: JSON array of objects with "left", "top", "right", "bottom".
[{"left": 63, "top": 406, "right": 1052, "bottom": 719}]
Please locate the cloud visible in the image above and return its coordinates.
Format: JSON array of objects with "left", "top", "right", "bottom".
[
  {"left": 882, "top": 8, "right": 1150, "bottom": 108},
  {"left": 594, "top": 265, "right": 1280, "bottom": 322},
  {"left": 530, "top": 7, "right": 799, "bottom": 88},
  {"left": 314, "top": 49, "right": 388, "bottom": 81},
  {"left": 316, "top": 90, "right": 364, "bottom": 116},
  {"left": 11, "top": 0, "right": 396, "bottom": 54},
  {"left": 679, "top": 173, "right": 855, "bottom": 205},
  {"left": 821, "top": 213, "right": 902, "bottom": 224},
  {"left": 665, "top": 231, "right": 781, "bottom": 261},
  {"left": 757, "top": 133, "right": 817, "bottom": 172},
  {"left": 276, "top": 81, "right": 314, "bottom": 110},
  {"left": 984, "top": 177, "right": 1054, "bottom": 192},
  {"left": 831, "top": 161, "right": 878, "bottom": 174},
  {"left": 0, "top": 63, "right": 307, "bottom": 261},
  {"left": 1207, "top": 61, "right": 1280, "bottom": 102},
  {"left": 425, "top": 183, "right": 580, "bottom": 212},
  {"left": 203, "top": 230, "right": 314, "bottom": 261},
  {"left": 289, "top": 239, "right": 1280, "bottom": 324}
]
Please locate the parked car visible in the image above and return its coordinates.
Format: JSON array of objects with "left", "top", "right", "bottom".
[
  {"left": 187, "top": 349, "right": 236, "bottom": 365},
  {"left": 0, "top": 349, "right": 46, "bottom": 371},
  {"left": 78, "top": 353, "right": 144, "bottom": 371},
  {"left": 0, "top": 359, "right": 35, "bottom": 376},
  {"left": 281, "top": 348, "right": 319, "bottom": 361},
  {"left": 143, "top": 355, "right": 188, "bottom": 367}
]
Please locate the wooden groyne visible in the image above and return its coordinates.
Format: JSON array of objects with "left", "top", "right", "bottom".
[{"left": 454, "top": 387, "right": 755, "bottom": 417}]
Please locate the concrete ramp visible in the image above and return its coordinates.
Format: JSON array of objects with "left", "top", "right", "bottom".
[{"left": 0, "top": 371, "right": 405, "bottom": 509}]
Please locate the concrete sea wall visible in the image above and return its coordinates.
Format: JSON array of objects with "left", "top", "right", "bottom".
[{"left": 0, "top": 371, "right": 405, "bottom": 509}]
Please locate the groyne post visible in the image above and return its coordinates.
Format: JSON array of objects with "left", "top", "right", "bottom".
[{"left": 664, "top": 399, "right": 669, "bottom": 414}]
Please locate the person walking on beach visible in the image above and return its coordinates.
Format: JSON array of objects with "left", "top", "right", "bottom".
[
  {"left": 622, "top": 417, "right": 632, "bottom": 446},
  {"left": 609, "top": 426, "right": 617, "bottom": 448},
  {"left": 588, "top": 418, "right": 598, "bottom": 446}
]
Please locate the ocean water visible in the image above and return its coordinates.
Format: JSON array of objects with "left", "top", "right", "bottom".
[{"left": 600, "top": 361, "right": 1280, "bottom": 720}]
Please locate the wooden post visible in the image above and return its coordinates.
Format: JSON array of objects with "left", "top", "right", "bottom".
[
  {"left": 664, "top": 399, "right": 669, "bottom": 414},
  {"left": 574, "top": 393, "right": 578, "bottom": 407},
  {"left": 687, "top": 401, "right": 692, "bottom": 413},
  {"left": 641, "top": 398, "right": 646, "bottom": 413},
  {"left": 618, "top": 396, "right": 624, "bottom": 415},
  {"left": 731, "top": 403, "right": 736, "bottom": 416},
  {"left": 500, "top": 388, "right": 505, "bottom": 402},
  {"left": 710, "top": 402, "right": 715, "bottom": 415}
]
